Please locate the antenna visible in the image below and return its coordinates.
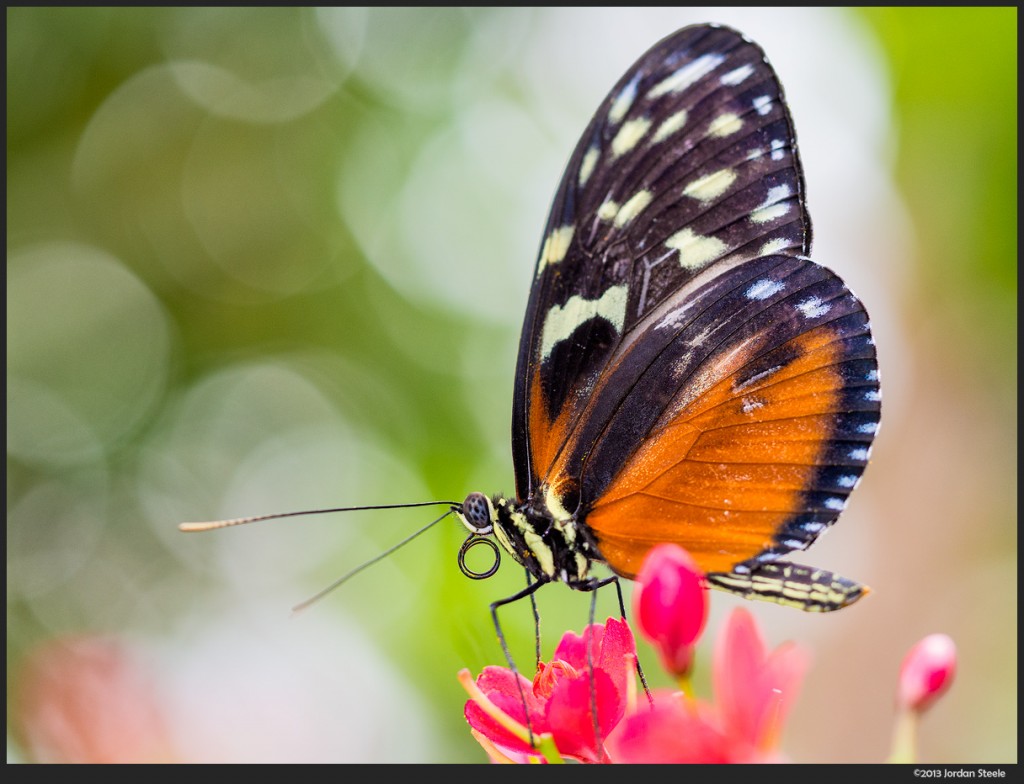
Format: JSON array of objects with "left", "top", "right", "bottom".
[
  {"left": 179, "top": 500, "right": 461, "bottom": 613},
  {"left": 179, "top": 500, "right": 460, "bottom": 532}
]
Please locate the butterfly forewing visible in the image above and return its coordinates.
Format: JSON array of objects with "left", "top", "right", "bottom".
[
  {"left": 511, "top": 23, "right": 880, "bottom": 587},
  {"left": 512, "top": 24, "right": 812, "bottom": 504}
]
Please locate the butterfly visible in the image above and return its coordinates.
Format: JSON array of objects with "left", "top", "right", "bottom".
[
  {"left": 452, "top": 22, "right": 880, "bottom": 616},
  {"left": 182, "top": 23, "right": 880, "bottom": 624}
]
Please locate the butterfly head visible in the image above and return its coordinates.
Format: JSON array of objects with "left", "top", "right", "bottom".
[{"left": 455, "top": 492, "right": 597, "bottom": 588}]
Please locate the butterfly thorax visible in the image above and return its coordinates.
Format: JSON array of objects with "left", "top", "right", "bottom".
[{"left": 456, "top": 491, "right": 600, "bottom": 588}]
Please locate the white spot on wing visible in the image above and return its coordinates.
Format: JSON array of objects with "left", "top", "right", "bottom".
[
  {"left": 824, "top": 497, "right": 846, "bottom": 511},
  {"left": 741, "top": 397, "right": 765, "bottom": 413},
  {"left": 753, "top": 95, "right": 773, "bottom": 115},
  {"left": 857, "top": 421, "right": 878, "bottom": 435},
  {"left": 608, "top": 77, "right": 638, "bottom": 124},
  {"left": 796, "top": 296, "right": 831, "bottom": 318},
  {"left": 683, "top": 168, "right": 737, "bottom": 202},
  {"left": 746, "top": 278, "right": 785, "bottom": 300},
  {"left": 664, "top": 228, "right": 727, "bottom": 270},
  {"left": 837, "top": 475, "right": 858, "bottom": 488},
  {"left": 849, "top": 447, "right": 869, "bottom": 461},
  {"left": 540, "top": 285, "right": 627, "bottom": 360},
  {"left": 864, "top": 389, "right": 881, "bottom": 402},
  {"left": 647, "top": 54, "right": 724, "bottom": 98},
  {"left": 721, "top": 63, "right": 755, "bottom": 85},
  {"left": 734, "top": 364, "right": 782, "bottom": 391}
]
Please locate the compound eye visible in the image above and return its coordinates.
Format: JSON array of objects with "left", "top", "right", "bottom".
[{"left": 460, "top": 492, "right": 492, "bottom": 534}]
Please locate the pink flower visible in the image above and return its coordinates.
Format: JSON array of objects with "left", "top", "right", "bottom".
[
  {"left": 897, "top": 633, "right": 957, "bottom": 713},
  {"left": 461, "top": 617, "right": 637, "bottom": 763},
  {"left": 888, "top": 633, "right": 958, "bottom": 763},
  {"left": 607, "top": 691, "right": 736, "bottom": 763},
  {"left": 713, "top": 606, "right": 810, "bottom": 758},
  {"left": 608, "top": 606, "right": 808, "bottom": 763},
  {"left": 632, "top": 543, "right": 708, "bottom": 679},
  {"left": 12, "top": 635, "right": 178, "bottom": 763}
]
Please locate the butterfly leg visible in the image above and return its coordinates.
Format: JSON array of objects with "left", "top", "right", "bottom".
[
  {"left": 490, "top": 577, "right": 547, "bottom": 748},
  {"left": 582, "top": 576, "right": 653, "bottom": 704}
]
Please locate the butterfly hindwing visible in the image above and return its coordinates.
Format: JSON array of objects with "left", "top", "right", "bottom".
[{"left": 582, "top": 253, "right": 880, "bottom": 578}]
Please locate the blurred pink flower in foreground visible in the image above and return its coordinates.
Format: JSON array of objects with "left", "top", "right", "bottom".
[
  {"left": 889, "top": 632, "right": 958, "bottom": 763},
  {"left": 632, "top": 543, "right": 708, "bottom": 682},
  {"left": 12, "top": 635, "right": 178, "bottom": 763}
]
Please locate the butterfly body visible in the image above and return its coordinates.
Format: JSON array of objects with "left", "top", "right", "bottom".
[{"left": 455, "top": 23, "right": 880, "bottom": 613}]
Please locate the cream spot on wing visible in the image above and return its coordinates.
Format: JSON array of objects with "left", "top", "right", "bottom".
[
  {"left": 537, "top": 225, "right": 574, "bottom": 275},
  {"left": 578, "top": 146, "right": 600, "bottom": 187},
  {"left": 652, "top": 109, "right": 688, "bottom": 143},
  {"left": 613, "top": 190, "right": 652, "bottom": 228},
  {"left": 707, "top": 112, "right": 744, "bottom": 138},
  {"left": 540, "top": 285, "right": 627, "bottom": 359},
  {"left": 759, "top": 237, "right": 790, "bottom": 255},
  {"left": 750, "top": 203, "right": 791, "bottom": 224},
  {"left": 611, "top": 116, "right": 651, "bottom": 158},
  {"left": 750, "top": 186, "right": 793, "bottom": 224},
  {"left": 647, "top": 54, "right": 724, "bottom": 98},
  {"left": 664, "top": 228, "right": 727, "bottom": 270},
  {"left": 597, "top": 200, "right": 619, "bottom": 222},
  {"left": 683, "top": 168, "right": 737, "bottom": 202}
]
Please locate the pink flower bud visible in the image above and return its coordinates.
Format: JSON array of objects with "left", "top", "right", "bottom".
[
  {"left": 633, "top": 544, "right": 708, "bottom": 678},
  {"left": 897, "top": 633, "right": 957, "bottom": 713}
]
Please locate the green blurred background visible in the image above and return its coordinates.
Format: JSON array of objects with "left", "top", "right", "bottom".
[{"left": 6, "top": 7, "right": 1016, "bottom": 763}]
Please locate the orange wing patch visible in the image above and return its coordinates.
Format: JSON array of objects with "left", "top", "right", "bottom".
[
  {"left": 586, "top": 325, "right": 844, "bottom": 578},
  {"left": 527, "top": 368, "right": 575, "bottom": 499}
]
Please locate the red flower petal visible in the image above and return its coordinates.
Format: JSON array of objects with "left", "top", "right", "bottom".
[
  {"left": 712, "top": 607, "right": 809, "bottom": 752},
  {"left": 544, "top": 667, "right": 621, "bottom": 763},
  {"left": 607, "top": 692, "right": 735, "bottom": 763},
  {"left": 464, "top": 666, "right": 543, "bottom": 754}
]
